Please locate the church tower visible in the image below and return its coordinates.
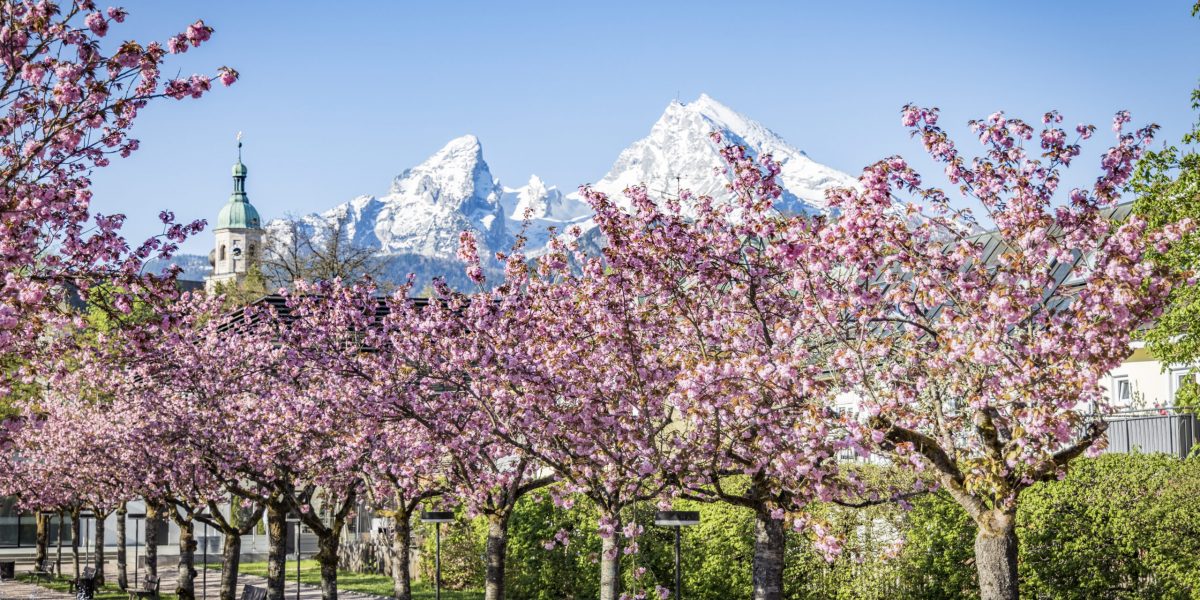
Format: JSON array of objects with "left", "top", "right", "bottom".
[{"left": 206, "top": 135, "right": 264, "bottom": 294}]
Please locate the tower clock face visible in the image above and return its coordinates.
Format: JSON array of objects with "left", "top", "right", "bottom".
[{"left": 232, "top": 247, "right": 243, "bottom": 258}]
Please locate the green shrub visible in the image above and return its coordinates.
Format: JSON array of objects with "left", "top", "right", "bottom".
[
  {"left": 1020, "top": 452, "right": 1200, "bottom": 599},
  {"left": 408, "top": 454, "right": 1200, "bottom": 599},
  {"left": 418, "top": 512, "right": 484, "bottom": 591}
]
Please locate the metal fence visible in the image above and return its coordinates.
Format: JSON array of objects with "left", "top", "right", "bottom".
[{"left": 1103, "top": 407, "right": 1199, "bottom": 459}]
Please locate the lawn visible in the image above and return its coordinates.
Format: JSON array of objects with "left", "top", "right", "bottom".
[
  {"left": 17, "top": 573, "right": 179, "bottom": 600},
  {"left": 222, "top": 560, "right": 482, "bottom": 599}
]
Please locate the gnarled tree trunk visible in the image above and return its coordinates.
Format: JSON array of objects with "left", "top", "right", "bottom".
[
  {"left": 70, "top": 509, "right": 81, "bottom": 579},
  {"left": 598, "top": 511, "right": 622, "bottom": 600},
  {"left": 219, "top": 532, "right": 243, "bottom": 600},
  {"left": 266, "top": 504, "right": 288, "bottom": 600},
  {"left": 34, "top": 512, "right": 48, "bottom": 569},
  {"left": 975, "top": 510, "right": 1019, "bottom": 600},
  {"left": 56, "top": 512, "right": 64, "bottom": 575},
  {"left": 484, "top": 512, "right": 510, "bottom": 600},
  {"left": 176, "top": 517, "right": 197, "bottom": 600},
  {"left": 116, "top": 503, "right": 127, "bottom": 590},
  {"left": 93, "top": 515, "right": 106, "bottom": 586},
  {"left": 752, "top": 507, "right": 785, "bottom": 600},
  {"left": 391, "top": 511, "right": 413, "bottom": 600},
  {"left": 145, "top": 503, "right": 161, "bottom": 579},
  {"left": 316, "top": 532, "right": 341, "bottom": 600}
]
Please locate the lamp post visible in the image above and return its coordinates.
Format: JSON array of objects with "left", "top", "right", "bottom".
[
  {"left": 127, "top": 512, "right": 145, "bottom": 588},
  {"left": 194, "top": 510, "right": 210, "bottom": 600},
  {"left": 79, "top": 511, "right": 94, "bottom": 570},
  {"left": 654, "top": 511, "right": 701, "bottom": 600},
  {"left": 285, "top": 512, "right": 302, "bottom": 600},
  {"left": 420, "top": 511, "right": 454, "bottom": 600}
]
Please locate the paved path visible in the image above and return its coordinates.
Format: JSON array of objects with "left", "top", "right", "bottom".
[
  {"left": 0, "top": 569, "right": 388, "bottom": 600},
  {"left": 0, "top": 579, "right": 72, "bottom": 600}
]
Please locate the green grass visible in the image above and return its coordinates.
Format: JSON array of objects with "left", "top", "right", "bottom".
[
  {"left": 218, "top": 560, "right": 482, "bottom": 599},
  {"left": 17, "top": 573, "right": 179, "bottom": 600}
]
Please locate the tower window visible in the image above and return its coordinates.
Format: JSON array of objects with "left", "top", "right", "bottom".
[
  {"left": 219, "top": 245, "right": 226, "bottom": 261},
  {"left": 248, "top": 244, "right": 257, "bottom": 260}
]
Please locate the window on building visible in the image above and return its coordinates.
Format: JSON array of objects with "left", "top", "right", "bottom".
[
  {"left": 1064, "top": 250, "right": 1098, "bottom": 285},
  {"left": 248, "top": 243, "right": 256, "bottom": 260},
  {"left": 1112, "top": 376, "right": 1132, "bottom": 406},
  {"left": 219, "top": 245, "right": 226, "bottom": 261},
  {"left": 1170, "top": 368, "right": 1195, "bottom": 403}
]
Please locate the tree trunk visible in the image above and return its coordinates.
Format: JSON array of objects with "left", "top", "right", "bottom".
[
  {"left": 266, "top": 504, "right": 288, "bottom": 600},
  {"left": 145, "top": 504, "right": 160, "bottom": 578},
  {"left": 93, "top": 516, "right": 106, "bottom": 586},
  {"left": 56, "top": 512, "right": 64, "bottom": 575},
  {"left": 598, "top": 512, "right": 622, "bottom": 600},
  {"left": 316, "top": 532, "right": 341, "bottom": 600},
  {"left": 752, "top": 507, "right": 785, "bottom": 600},
  {"left": 219, "top": 531, "right": 243, "bottom": 600},
  {"left": 116, "top": 503, "right": 128, "bottom": 590},
  {"left": 177, "top": 517, "right": 197, "bottom": 600},
  {"left": 71, "top": 510, "right": 80, "bottom": 579},
  {"left": 34, "top": 512, "right": 48, "bottom": 569},
  {"left": 484, "top": 512, "right": 509, "bottom": 600},
  {"left": 975, "top": 510, "right": 1019, "bottom": 600},
  {"left": 391, "top": 511, "right": 413, "bottom": 600}
]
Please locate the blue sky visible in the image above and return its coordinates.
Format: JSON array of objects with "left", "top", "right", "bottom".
[{"left": 89, "top": 1, "right": 1200, "bottom": 254}]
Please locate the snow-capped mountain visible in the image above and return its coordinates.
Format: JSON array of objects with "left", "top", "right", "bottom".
[
  {"left": 499, "top": 175, "right": 592, "bottom": 248},
  {"left": 579, "top": 93, "right": 859, "bottom": 215},
  {"left": 274, "top": 134, "right": 511, "bottom": 261},
  {"left": 171, "top": 95, "right": 860, "bottom": 289}
]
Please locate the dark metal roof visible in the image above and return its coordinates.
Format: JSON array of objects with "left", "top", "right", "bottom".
[{"left": 214, "top": 293, "right": 432, "bottom": 334}]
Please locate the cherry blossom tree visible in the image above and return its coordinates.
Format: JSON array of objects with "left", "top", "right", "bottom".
[
  {"left": 360, "top": 418, "right": 445, "bottom": 600},
  {"left": 263, "top": 284, "right": 381, "bottom": 600},
  {"left": 113, "top": 294, "right": 284, "bottom": 600},
  {"left": 791, "top": 107, "right": 1192, "bottom": 600},
  {"left": 433, "top": 228, "right": 690, "bottom": 600},
  {"left": 570, "top": 149, "right": 857, "bottom": 600},
  {"left": 0, "top": 0, "right": 236, "bottom": 397},
  {"left": 365, "top": 287, "right": 556, "bottom": 600}
]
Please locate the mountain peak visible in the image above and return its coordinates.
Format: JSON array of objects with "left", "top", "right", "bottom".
[
  {"left": 585, "top": 94, "right": 855, "bottom": 214},
  {"left": 422, "top": 134, "right": 483, "bottom": 168}
]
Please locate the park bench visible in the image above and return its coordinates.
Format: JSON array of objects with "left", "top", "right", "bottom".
[
  {"left": 127, "top": 574, "right": 160, "bottom": 600},
  {"left": 240, "top": 584, "right": 268, "bottom": 600},
  {"left": 30, "top": 559, "right": 55, "bottom": 584},
  {"left": 69, "top": 566, "right": 96, "bottom": 591},
  {"left": 70, "top": 566, "right": 97, "bottom": 600}
]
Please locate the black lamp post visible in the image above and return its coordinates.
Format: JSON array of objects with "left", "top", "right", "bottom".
[
  {"left": 195, "top": 510, "right": 210, "bottom": 600},
  {"left": 285, "top": 512, "right": 302, "bottom": 600},
  {"left": 78, "top": 510, "right": 94, "bottom": 569},
  {"left": 654, "top": 511, "right": 701, "bottom": 600},
  {"left": 127, "top": 512, "right": 145, "bottom": 588},
  {"left": 420, "top": 511, "right": 454, "bottom": 600}
]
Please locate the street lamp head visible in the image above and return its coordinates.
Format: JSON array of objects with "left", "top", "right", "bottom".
[
  {"left": 420, "top": 511, "right": 455, "bottom": 524},
  {"left": 654, "top": 511, "right": 701, "bottom": 527},
  {"left": 285, "top": 512, "right": 302, "bottom": 524},
  {"left": 78, "top": 511, "right": 94, "bottom": 519},
  {"left": 127, "top": 513, "right": 146, "bottom": 520}
]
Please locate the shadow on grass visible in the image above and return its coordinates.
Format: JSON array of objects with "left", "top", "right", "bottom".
[{"left": 211, "top": 560, "right": 482, "bottom": 599}]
